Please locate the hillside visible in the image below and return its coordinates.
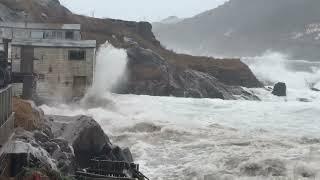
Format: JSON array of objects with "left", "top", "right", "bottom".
[
  {"left": 0, "top": 0, "right": 262, "bottom": 99},
  {"left": 153, "top": 0, "right": 320, "bottom": 60}
]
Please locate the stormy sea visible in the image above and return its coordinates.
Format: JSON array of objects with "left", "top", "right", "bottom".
[{"left": 41, "top": 45, "right": 320, "bottom": 180}]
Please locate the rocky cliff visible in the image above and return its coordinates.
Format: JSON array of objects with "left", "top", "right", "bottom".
[
  {"left": 1, "top": 99, "right": 134, "bottom": 178},
  {"left": 0, "top": 0, "right": 262, "bottom": 99},
  {"left": 119, "top": 46, "right": 259, "bottom": 100}
]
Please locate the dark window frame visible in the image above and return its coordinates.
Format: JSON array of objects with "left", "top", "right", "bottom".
[
  {"left": 66, "top": 31, "right": 74, "bottom": 39},
  {"left": 68, "top": 50, "right": 86, "bottom": 61}
]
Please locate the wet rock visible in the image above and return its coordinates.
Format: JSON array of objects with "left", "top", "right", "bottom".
[
  {"left": 297, "top": 98, "right": 311, "bottom": 102},
  {"left": 33, "top": 130, "right": 49, "bottom": 143},
  {"left": 60, "top": 116, "right": 111, "bottom": 167},
  {"left": 109, "top": 146, "right": 133, "bottom": 162},
  {"left": 4, "top": 130, "right": 58, "bottom": 172},
  {"left": 51, "top": 139, "right": 73, "bottom": 154},
  {"left": 47, "top": 115, "right": 134, "bottom": 168},
  {"left": 121, "top": 46, "right": 257, "bottom": 100},
  {"left": 272, "top": 82, "right": 287, "bottom": 96},
  {"left": 122, "top": 148, "right": 134, "bottom": 163},
  {"left": 311, "top": 87, "right": 320, "bottom": 92},
  {"left": 43, "top": 141, "right": 59, "bottom": 155},
  {"left": 52, "top": 150, "right": 68, "bottom": 160},
  {"left": 41, "top": 123, "right": 54, "bottom": 139}
]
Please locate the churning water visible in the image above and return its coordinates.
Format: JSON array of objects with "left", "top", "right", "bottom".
[{"left": 41, "top": 48, "right": 320, "bottom": 180}]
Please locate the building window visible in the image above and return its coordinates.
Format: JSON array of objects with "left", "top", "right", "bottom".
[
  {"left": 68, "top": 50, "right": 86, "bottom": 61},
  {"left": 31, "top": 31, "right": 44, "bottom": 39},
  {"left": 43, "top": 31, "right": 50, "bottom": 39},
  {"left": 13, "top": 29, "right": 28, "bottom": 39},
  {"left": 57, "top": 31, "right": 63, "bottom": 39},
  {"left": 66, "top": 31, "right": 74, "bottom": 39}
]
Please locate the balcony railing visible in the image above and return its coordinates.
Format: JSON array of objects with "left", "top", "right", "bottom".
[
  {"left": 0, "top": 85, "right": 14, "bottom": 146},
  {"left": 0, "top": 85, "right": 12, "bottom": 127}
]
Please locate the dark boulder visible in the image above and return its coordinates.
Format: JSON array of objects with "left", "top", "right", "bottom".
[
  {"left": 47, "top": 115, "right": 134, "bottom": 168},
  {"left": 272, "top": 82, "right": 287, "bottom": 96},
  {"left": 5, "top": 115, "right": 135, "bottom": 176}
]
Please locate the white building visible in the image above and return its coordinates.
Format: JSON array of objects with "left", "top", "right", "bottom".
[{"left": 0, "top": 22, "right": 96, "bottom": 101}]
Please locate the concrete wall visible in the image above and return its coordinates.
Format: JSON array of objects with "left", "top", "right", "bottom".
[{"left": 11, "top": 46, "right": 95, "bottom": 101}]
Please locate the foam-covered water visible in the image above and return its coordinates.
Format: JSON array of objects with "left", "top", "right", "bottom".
[
  {"left": 41, "top": 50, "right": 320, "bottom": 180},
  {"left": 242, "top": 52, "right": 320, "bottom": 102}
]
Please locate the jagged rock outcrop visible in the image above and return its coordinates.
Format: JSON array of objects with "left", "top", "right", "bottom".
[
  {"left": 47, "top": 115, "right": 134, "bottom": 168},
  {"left": 2, "top": 99, "right": 135, "bottom": 177},
  {"left": 119, "top": 46, "right": 260, "bottom": 100},
  {"left": 272, "top": 82, "right": 287, "bottom": 96}
]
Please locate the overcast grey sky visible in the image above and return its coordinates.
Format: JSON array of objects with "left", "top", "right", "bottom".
[{"left": 60, "top": 0, "right": 228, "bottom": 22}]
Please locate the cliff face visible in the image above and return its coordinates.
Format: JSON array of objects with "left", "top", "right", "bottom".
[
  {"left": 0, "top": 0, "right": 262, "bottom": 99},
  {"left": 120, "top": 46, "right": 260, "bottom": 100}
]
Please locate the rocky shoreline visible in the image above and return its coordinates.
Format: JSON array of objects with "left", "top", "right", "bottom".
[{"left": 1, "top": 98, "right": 138, "bottom": 179}]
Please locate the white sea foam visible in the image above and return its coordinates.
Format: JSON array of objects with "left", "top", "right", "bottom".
[
  {"left": 242, "top": 52, "right": 320, "bottom": 102},
  {"left": 41, "top": 50, "right": 320, "bottom": 179},
  {"left": 41, "top": 94, "right": 320, "bottom": 180}
]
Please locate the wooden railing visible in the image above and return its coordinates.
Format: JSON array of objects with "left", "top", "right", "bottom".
[{"left": 0, "top": 85, "right": 14, "bottom": 146}]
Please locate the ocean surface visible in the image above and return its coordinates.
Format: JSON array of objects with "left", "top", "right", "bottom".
[{"left": 41, "top": 46, "right": 320, "bottom": 180}]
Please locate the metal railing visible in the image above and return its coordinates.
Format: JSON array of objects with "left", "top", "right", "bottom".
[
  {"left": 0, "top": 85, "right": 12, "bottom": 127},
  {"left": 0, "top": 85, "right": 14, "bottom": 146}
]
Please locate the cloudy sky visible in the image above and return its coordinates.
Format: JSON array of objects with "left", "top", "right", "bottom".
[{"left": 60, "top": 0, "right": 228, "bottom": 22}]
